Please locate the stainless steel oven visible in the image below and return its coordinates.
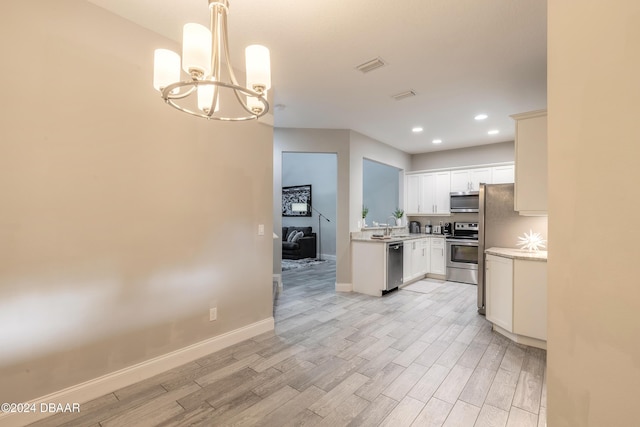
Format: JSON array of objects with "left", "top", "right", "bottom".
[
  {"left": 446, "top": 239, "right": 479, "bottom": 284},
  {"left": 446, "top": 222, "right": 479, "bottom": 285}
]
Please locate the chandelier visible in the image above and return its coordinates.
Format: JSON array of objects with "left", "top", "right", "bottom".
[{"left": 152, "top": 0, "right": 271, "bottom": 121}]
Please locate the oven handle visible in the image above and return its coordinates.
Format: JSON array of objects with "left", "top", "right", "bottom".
[{"left": 446, "top": 240, "right": 478, "bottom": 247}]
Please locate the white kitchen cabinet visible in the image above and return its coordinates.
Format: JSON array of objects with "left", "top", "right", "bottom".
[
  {"left": 422, "top": 172, "right": 451, "bottom": 214},
  {"left": 420, "top": 238, "right": 431, "bottom": 275},
  {"left": 403, "top": 241, "right": 413, "bottom": 282},
  {"left": 429, "top": 237, "right": 446, "bottom": 275},
  {"left": 406, "top": 174, "right": 421, "bottom": 214},
  {"left": 513, "top": 259, "right": 547, "bottom": 341},
  {"left": 485, "top": 252, "right": 547, "bottom": 348},
  {"left": 352, "top": 241, "right": 387, "bottom": 296},
  {"left": 485, "top": 254, "right": 514, "bottom": 332},
  {"left": 451, "top": 168, "right": 492, "bottom": 192},
  {"left": 491, "top": 165, "right": 515, "bottom": 184},
  {"left": 403, "top": 238, "right": 429, "bottom": 283},
  {"left": 406, "top": 172, "right": 450, "bottom": 215},
  {"left": 450, "top": 170, "right": 472, "bottom": 193},
  {"left": 511, "top": 110, "right": 547, "bottom": 215}
]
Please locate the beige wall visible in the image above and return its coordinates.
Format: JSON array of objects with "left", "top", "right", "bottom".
[
  {"left": 273, "top": 129, "right": 411, "bottom": 289},
  {"left": 0, "top": 0, "right": 273, "bottom": 403},
  {"left": 548, "top": 1, "right": 640, "bottom": 425},
  {"left": 411, "top": 141, "right": 514, "bottom": 171},
  {"left": 273, "top": 128, "right": 350, "bottom": 284},
  {"left": 349, "top": 131, "right": 412, "bottom": 231}
]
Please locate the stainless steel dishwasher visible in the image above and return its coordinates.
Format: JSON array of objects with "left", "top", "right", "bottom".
[{"left": 386, "top": 242, "right": 403, "bottom": 293}]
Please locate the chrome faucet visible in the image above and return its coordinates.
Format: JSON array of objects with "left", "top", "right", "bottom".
[{"left": 385, "top": 215, "right": 396, "bottom": 236}]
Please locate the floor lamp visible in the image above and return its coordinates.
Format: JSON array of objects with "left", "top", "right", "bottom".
[{"left": 291, "top": 203, "right": 330, "bottom": 261}]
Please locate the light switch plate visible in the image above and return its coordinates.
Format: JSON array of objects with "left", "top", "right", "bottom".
[{"left": 258, "top": 224, "right": 264, "bottom": 235}]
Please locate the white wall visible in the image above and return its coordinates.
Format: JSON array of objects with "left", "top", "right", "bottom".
[
  {"left": 282, "top": 153, "right": 337, "bottom": 257},
  {"left": 411, "top": 141, "right": 514, "bottom": 171},
  {"left": 0, "top": 0, "right": 273, "bottom": 403},
  {"left": 548, "top": 1, "right": 640, "bottom": 425}
]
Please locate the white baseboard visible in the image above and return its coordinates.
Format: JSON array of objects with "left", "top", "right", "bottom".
[
  {"left": 0, "top": 318, "right": 275, "bottom": 427},
  {"left": 492, "top": 324, "right": 547, "bottom": 350},
  {"left": 320, "top": 254, "right": 336, "bottom": 261},
  {"left": 335, "top": 282, "right": 352, "bottom": 292}
]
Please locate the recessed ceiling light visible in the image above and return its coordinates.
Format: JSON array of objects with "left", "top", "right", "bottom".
[
  {"left": 412, "top": 127, "right": 423, "bottom": 133},
  {"left": 488, "top": 129, "right": 499, "bottom": 135},
  {"left": 432, "top": 139, "right": 442, "bottom": 144},
  {"left": 475, "top": 114, "right": 488, "bottom": 121}
]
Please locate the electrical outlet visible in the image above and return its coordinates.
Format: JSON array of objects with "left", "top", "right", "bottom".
[
  {"left": 209, "top": 307, "right": 217, "bottom": 321},
  {"left": 258, "top": 224, "right": 265, "bottom": 235}
]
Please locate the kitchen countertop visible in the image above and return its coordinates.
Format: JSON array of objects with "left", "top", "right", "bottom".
[
  {"left": 485, "top": 247, "right": 548, "bottom": 261},
  {"left": 351, "top": 233, "right": 449, "bottom": 243}
]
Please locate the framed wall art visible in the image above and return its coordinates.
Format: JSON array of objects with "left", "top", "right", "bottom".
[{"left": 282, "top": 185, "right": 312, "bottom": 217}]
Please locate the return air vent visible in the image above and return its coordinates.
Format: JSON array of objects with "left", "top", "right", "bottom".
[
  {"left": 355, "top": 57, "right": 386, "bottom": 73},
  {"left": 391, "top": 90, "right": 417, "bottom": 101}
]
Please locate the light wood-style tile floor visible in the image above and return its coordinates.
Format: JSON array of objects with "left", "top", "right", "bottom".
[{"left": 29, "top": 259, "right": 546, "bottom": 427}]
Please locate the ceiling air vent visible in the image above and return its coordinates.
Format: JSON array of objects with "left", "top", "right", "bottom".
[
  {"left": 391, "top": 90, "right": 417, "bottom": 101},
  {"left": 355, "top": 57, "right": 386, "bottom": 74}
]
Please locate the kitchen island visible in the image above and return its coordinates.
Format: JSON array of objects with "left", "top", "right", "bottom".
[
  {"left": 351, "top": 230, "right": 447, "bottom": 296},
  {"left": 485, "top": 247, "right": 547, "bottom": 349}
]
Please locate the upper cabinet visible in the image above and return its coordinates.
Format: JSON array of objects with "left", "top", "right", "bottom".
[
  {"left": 491, "top": 165, "right": 515, "bottom": 184},
  {"left": 511, "top": 110, "right": 547, "bottom": 215},
  {"left": 451, "top": 167, "right": 493, "bottom": 192},
  {"left": 406, "top": 171, "right": 450, "bottom": 215},
  {"left": 406, "top": 164, "right": 513, "bottom": 216},
  {"left": 406, "top": 174, "right": 422, "bottom": 214}
]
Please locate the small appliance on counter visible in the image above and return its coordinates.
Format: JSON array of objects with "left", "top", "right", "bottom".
[
  {"left": 409, "top": 221, "right": 421, "bottom": 234},
  {"left": 443, "top": 222, "right": 452, "bottom": 235},
  {"left": 432, "top": 225, "right": 442, "bottom": 234},
  {"left": 424, "top": 223, "right": 432, "bottom": 234}
]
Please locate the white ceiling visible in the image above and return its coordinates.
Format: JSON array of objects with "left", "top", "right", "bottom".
[{"left": 87, "top": 0, "right": 547, "bottom": 154}]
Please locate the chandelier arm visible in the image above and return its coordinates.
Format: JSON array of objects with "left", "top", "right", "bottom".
[
  {"left": 208, "top": 2, "right": 222, "bottom": 117},
  {"left": 231, "top": 87, "right": 269, "bottom": 116},
  {"left": 162, "top": 84, "right": 197, "bottom": 100},
  {"left": 220, "top": 8, "right": 241, "bottom": 88},
  {"left": 161, "top": 80, "right": 266, "bottom": 120}
]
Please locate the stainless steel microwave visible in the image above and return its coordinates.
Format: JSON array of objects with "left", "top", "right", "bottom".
[{"left": 450, "top": 191, "right": 479, "bottom": 212}]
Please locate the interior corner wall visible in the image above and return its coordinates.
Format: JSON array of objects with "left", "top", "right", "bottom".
[
  {"left": 0, "top": 0, "right": 273, "bottom": 403},
  {"left": 349, "top": 131, "right": 412, "bottom": 232},
  {"left": 547, "top": 1, "right": 640, "bottom": 426},
  {"left": 363, "top": 159, "right": 401, "bottom": 225},
  {"left": 410, "top": 141, "right": 514, "bottom": 171},
  {"left": 273, "top": 129, "right": 350, "bottom": 283},
  {"left": 282, "top": 153, "right": 337, "bottom": 257}
]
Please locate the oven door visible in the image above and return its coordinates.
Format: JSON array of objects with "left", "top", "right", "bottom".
[{"left": 446, "top": 240, "right": 479, "bottom": 270}]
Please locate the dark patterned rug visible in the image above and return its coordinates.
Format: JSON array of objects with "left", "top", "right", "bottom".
[{"left": 281, "top": 258, "right": 326, "bottom": 271}]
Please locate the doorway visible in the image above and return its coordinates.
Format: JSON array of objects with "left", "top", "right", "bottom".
[{"left": 279, "top": 152, "right": 337, "bottom": 291}]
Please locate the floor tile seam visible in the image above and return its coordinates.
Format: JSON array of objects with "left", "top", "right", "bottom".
[
  {"left": 509, "top": 404, "right": 540, "bottom": 418},
  {"left": 512, "top": 400, "right": 541, "bottom": 416},
  {"left": 436, "top": 399, "right": 481, "bottom": 427}
]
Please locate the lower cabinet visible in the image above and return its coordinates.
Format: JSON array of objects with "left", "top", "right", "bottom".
[
  {"left": 485, "top": 255, "right": 514, "bottom": 331},
  {"left": 352, "top": 241, "right": 387, "bottom": 296},
  {"left": 403, "top": 238, "right": 429, "bottom": 283},
  {"left": 430, "top": 237, "right": 446, "bottom": 275},
  {"left": 485, "top": 254, "right": 547, "bottom": 347},
  {"left": 352, "top": 236, "right": 448, "bottom": 296}
]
